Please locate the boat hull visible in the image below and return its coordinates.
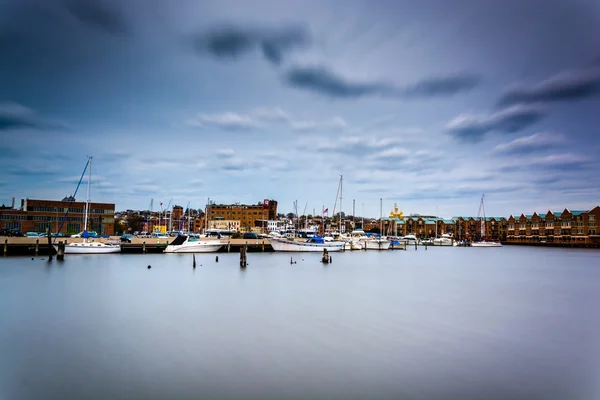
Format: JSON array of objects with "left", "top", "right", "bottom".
[
  {"left": 471, "top": 241, "right": 502, "bottom": 247},
  {"left": 365, "top": 240, "right": 391, "bottom": 250},
  {"left": 164, "top": 242, "right": 224, "bottom": 253},
  {"left": 433, "top": 239, "right": 453, "bottom": 246},
  {"left": 270, "top": 239, "right": 344, "bottom": 252},
  {"left": 54, "top": 243, "right": 121, "bottom": 254}
]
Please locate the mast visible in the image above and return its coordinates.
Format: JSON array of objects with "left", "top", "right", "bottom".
[
  {"left": 339, "top": 174, "right": 343, "bottom": 234},
  {"left": 83, "top": 156, "right": 92, "bottom": 234},
  {"left": 379, "top": 197, "right": 383, "bottom": 236},
  {"left": 478, "top": 194, "right": 486, "bottom": 239},
  {"left": 480, "top": 194, "right": 486, "bottom": 239},
  {"left": 205, "top": 198, "right": 209, "bottom": 234}
]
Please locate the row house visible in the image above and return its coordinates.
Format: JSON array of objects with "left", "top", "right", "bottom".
[
  {"left": 380, "top": 217, "right": 456, "bottom": 238},
  {"left": 452, "top": 216, "right": 507, "bottom": 242},
  {"left": 506, "top": 206, "right": 599, "bottom": 244}
]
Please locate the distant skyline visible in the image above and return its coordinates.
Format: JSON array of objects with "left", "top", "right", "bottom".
[{"left": 1, "top": 0, "right": 599, "bottom": 218}]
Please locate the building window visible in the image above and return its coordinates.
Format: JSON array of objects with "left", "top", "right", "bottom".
[
  {"left": 6, "top": 222, "right": 21, "bottom": 231},
  {"left": 589, "top": 215, "right": 596, "bottom": 221},
  {"left": 589, "top": 222, "right": 596, "bottom": 228}
]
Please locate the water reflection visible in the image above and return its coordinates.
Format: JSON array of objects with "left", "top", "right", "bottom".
[{"left": 0, "top": 247, "right": 598, "bottom": 400}]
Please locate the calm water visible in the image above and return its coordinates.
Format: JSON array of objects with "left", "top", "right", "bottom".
[{"left": 1, "top": 247, "right": 599, "bottom": 400}]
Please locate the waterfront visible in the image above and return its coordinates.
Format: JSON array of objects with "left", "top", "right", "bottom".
[{"left": 1, "top": 247, "right": 599, "bottom": 400}]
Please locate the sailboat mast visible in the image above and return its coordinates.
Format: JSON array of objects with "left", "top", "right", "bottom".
[
  {"left": 339, "top": 175, "right": 342, "bottom": 234},
  {"left": 83, "top": 156, "right": 92, "bottom": 233},
  {"left": 480, "top": 194, "right": 486, "bottom": 239},
  {"left": 379, "top": 197, "right": 383, "bottom": 235}
]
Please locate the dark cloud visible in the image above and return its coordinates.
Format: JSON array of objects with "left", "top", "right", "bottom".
[
  {"left": 285, "top": 66, "right": 480, "bottom": 99},
  {"left": 497, "top": 68, "right": 600, "bottom": 106},
  {"left": 0, "top": 103, "right": 41, "bottom": 131},
  {"left": 63, "top": 0, "right": 129, "bottom": 35},
  {"left": 403, "top": 75, "right": 481, "bottom": 97},
  {"left": 446, "top": 105, "right": 545, "bottom": 142},
  {"left": 191, "top": 24, "right": 309, "bottom": 65}
]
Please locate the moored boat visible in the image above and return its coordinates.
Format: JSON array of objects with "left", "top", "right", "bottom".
[
  {"left": 433, "top": 233, "right": 454, "bottom": 246},
  {"left": 164, "top": 235, "right": 225, "bottom": 253},
  {"left": 270, "top": 237, "right": 344, "bottom": 252},
  {"left": 471, "top": 194, "right": 502, "bottom": 248},
  {"left": 53, "top": 157, "right": 120, "bottom": 254}
]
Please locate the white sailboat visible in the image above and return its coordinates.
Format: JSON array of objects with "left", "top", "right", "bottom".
[
  {"left": 55, "top": 157, "right": 121, "bottom": 254},
  {"left": 471, "top": 194, "right": 502, "bottom": 248}
]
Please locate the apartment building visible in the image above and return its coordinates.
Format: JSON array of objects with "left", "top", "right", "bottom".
[{"left": 506, "top": 206, "right": 599, "bottom": 244}]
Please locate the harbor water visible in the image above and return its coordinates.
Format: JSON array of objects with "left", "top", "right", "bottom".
[{"left": 1, "top": 247, "right": 599, "bottom": 400}]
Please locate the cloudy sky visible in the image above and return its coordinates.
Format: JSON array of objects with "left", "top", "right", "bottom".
[{"left": 1, "top": 0, "right": 599, "bottom": 217}]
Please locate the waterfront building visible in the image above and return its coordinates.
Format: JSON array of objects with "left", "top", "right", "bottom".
[
  {"left": 208, "top": 219, "right": 241, "bottom": 231},
  {"left": 452, "top": 216, "right": 507, "bottom": 242},
  {"left": 506, "top": 206, "right": 599, "bottom": 244},
  {"left": 207, "top": 199, "right": 277, "bottom": 233},
  {"left": 0, "top": 198, "right": 115, "bottom": 235}
]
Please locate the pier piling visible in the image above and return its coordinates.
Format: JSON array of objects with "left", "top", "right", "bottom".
[
  {"left": 35, "top": 239, "right": 39, "bottom": 256},
  {"left": 216, "top": 255, "right": 219, "bottom": 263},
  {"left": 240, "top": 245, "right": 247, "bottom": 268},
  {"left": 57, "top": 241, "right": 65, "bottom": 261},
  {"left": 142, "top": 241, "right": 146, "bottom": 254},
  {"left": 193, "top": 254, "right": 196, "bottom": 268},
  {"left": 47, "top": 229, "right": 53, "bottom": 261},
  {"left": 4, "top": 238, "right": 7, "bottom": 256},
  {"left": 322, "top": 249, "right": 329, "bottom": 264}
]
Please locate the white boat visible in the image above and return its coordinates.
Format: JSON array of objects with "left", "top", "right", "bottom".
[
  {"left": 270, "top": 237, "right": 344, "bottom": 252},
  {"left": 471, "top": 241, "right": 502, "bottom": 247},
  {"left": 471, "top": 194, "right": 502, "bottom": 248},
  {"left": 349, "top": 229, "right": 391, "bottom": 250},
  {"left": 164, "top": 235, "right": 224, "bottom": 253},
  {"left": 401, "top": 234, "right": 419, "bottom": 245},
  {"left": 54, "top": 157, "right": 120, "bottom": 254},
  {"left": 433, "top": 233, "right": 454, "bottom": 246}
]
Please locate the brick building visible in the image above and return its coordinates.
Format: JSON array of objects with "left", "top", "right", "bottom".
[
  {"left": 207, "top": 199, "right": 277, "bottom": 233},
  {"left": 0, "top": 198, "right": 115, "bottom": 235},
  {"left": 506, "top": 206, "right": 599, "bottom": 244}
]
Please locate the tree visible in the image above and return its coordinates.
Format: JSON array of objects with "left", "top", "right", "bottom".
[
  {"left": 286, "top": 212, "right": 295, "bottom": 219},
  {"left": 126, "top": 214, "right": 145, "bottom": 233}
]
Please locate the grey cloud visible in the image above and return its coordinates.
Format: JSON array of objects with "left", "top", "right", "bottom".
[
  {"left": 446, "top": 105, "right": 545, "bottom": 142},
  {"left": 63, "top": 0, "right": 129, "bottom": 35},
  {"left": 494, "top": 133, "right": 565, "bottom": 155},
  {"left": 285, "top": 66, "right": 480, "bottom": 99},
  {"left": 191, "top": 24, "right": 309, "bottom": 65},
  {"left": 497, "top": 68, "right": 600, "bottom": 106},
  {"left": 0, "top": 103, "right": 48, "bottom": 131},
  {"left": 403, "top": 75, "right": 481, "bottom": 97}
]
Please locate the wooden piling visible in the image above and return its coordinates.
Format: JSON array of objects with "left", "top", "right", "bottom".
[
  {"left": 142, "top": 241, "right": 146, "bottom": 254},
  {"left": 57, "top": 241, "right": 65, "bottom": 261},
  {"left": 193, "top": 254, "right": 196, "bottom": 268},
  {"left": 262, "top": 240, "right": 265, "bottom": 252},
  {"left": 227, "top": 241, "right": 231, "bottom": 253},
  {"left": 322, "top": 248, "right": 329, "bottom": 264},
  {"left": 4, "top": 238, "right": 7, "bottom": 256},
  {"left": 240, "top": 245, "right": 247, "bottom": 268},
  {"left": 47, "top": 229, "right": 54, "bottom": 260},
  {"left": 35, "top": 239, "right": 39, "bottom": 256}
]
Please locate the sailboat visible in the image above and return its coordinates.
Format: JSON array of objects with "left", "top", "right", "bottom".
[
  {"left": 471, "top": 194, "right": 502, "bottom": 248},
  {"left": 54, "top": 157, "right": 121, "bottom": 254}
]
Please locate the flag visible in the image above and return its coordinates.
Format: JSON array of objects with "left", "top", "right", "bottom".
[{"left": 323, "top": 208, "right": 328, "bottom": 214}]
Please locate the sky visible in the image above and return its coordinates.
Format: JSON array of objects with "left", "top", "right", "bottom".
[{"left": 1, "top": 0, "right": 599, "bottom": 218}]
